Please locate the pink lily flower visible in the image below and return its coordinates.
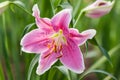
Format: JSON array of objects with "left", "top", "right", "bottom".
[
  {"left": 83, "top": 0, "right": 115, "bottom": 18},
  {"left": 20, "top": 4, "right": 96, "bottom": 75}
]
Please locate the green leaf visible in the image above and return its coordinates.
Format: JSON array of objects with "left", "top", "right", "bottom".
[
  {"left": 88, "top": 37, "right": 98, "bottom": 46},
  {"left": 80, "top": 70, "right": 117, "bottom": 80},
  {"left": 56, "top": 1, "right": 72, "bottom": 11},
  {"left": 55, "top": 66, "right": 78, "bottom": 80},
  {"left": 52, "top": 0, "right": 62, "bottom": 8},
  {"left": 98, "top": 45, "right": 112, "bottom": 66},
  {"left": 0, "top": 64, "right": 5, "bottom": 80},
  {"left": 10, "top": 1, "right": 32, "bottom": 16},
  {"left": 73, "top": 0, "right": 83, "bottom": 17},
  {"left": 82, "top": 44, "right": 120, "bottom": 78},
  {"left": 0, "top": 1, "right": 10, "bottom": 15},
  {"left": 48, "top": 68, "right": 57, "bottom": 80},
  {"left": 9, "top": 1, "right": 25, "bottom": 13},
  {"left": 1, "top": 13, "right": 14, "bottom": 80},
  {"left": 55, "top": 66, "right": 71, "bottom": 80},
  {"left": 59, "top": 2, "right": 72, "bottom": 9},
  {"left": 12, "top": 1, "right": 25, "bottom": 8},
  {"left": 21, "top": 23, "right": 35, "bottom": 38},
  {"left": 0, "top": 1, "right": 10, "bottom": 7},
  {"left": 55, "top": 1, "right": 72, "bottom": 14},
  {"left": 89, "top": 38, "right": 112, "bottom": 65},
  {"left": 27, "top": 54, "right": 40, "bottom": 80},
  {"left": 80, "top": 44, "right": 120, "bottom": 80}
]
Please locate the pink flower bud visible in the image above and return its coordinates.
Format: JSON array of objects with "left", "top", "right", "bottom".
[
  {"left": 0, "top": 1, "right": 10, "bottom": 15},
  {"left": 83, "top": 0, "right": 115, "bottom": 18}
]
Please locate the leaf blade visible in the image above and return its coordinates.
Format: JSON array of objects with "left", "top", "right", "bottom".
[
  {"left": 89, "top": 38, "right": 112, "bottom": 65},
  {"left": 80, "top": 70, "right": 117, "bottom": 80},
  {"left": 27, "top": 54, "right": 40, "bottom": 80}
]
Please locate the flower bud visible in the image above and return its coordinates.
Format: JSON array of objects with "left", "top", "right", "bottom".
[
  {"left": 0, "top": 1, "right": 10, "bottom": 15},
  {"left": 83, "top": 0, "right": 115, "bottom": 18}
]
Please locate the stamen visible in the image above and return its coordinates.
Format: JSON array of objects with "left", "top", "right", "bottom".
[
  {"left": 44, "top": 46, "right": 55, "bottom": 58},
  {"left": 45, "top": 29, "right": 66, "bottom": 59},
  {"left": 47, "top": 44, "right": 51, "bottom": 48},
  {"left": 56, "top": 52, "right": 63, "bottom": 58},
  {"left": 47, "top": 40, "right": 55, "bottom": 48},
  {"left": 59, "top": 29, "right": 63, "bottom": 34},
  {"left": 43, "top": 52, "right": 52, "bottom": 58},
  {"left": 58, "top": 45, "right": 62, "bottom": 52},
  {"left": 54, "top": 45, "right": 57, "bottom": 53}
]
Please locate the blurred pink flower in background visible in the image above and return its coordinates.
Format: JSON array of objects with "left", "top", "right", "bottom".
[
  {"left": 20, "top": 4, "right": 96, "bottom": 75},
  {"left": 83, "top": 0, "right": 115, "bottom": 18}
]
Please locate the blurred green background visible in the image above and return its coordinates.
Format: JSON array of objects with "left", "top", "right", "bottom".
[{"left": 0, "top": 0, "right": 120, "bottom": 80}]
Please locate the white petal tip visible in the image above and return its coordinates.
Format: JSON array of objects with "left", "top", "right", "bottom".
[
  {"left": 36, "top": 67, "right": 43, "bottom": 75},
  {"left": 78, "top": 69, "right": 85, "bottom": 74},
  {"left": 82, "top": 29, "right": 96, "bottom": 39},
  {"left": 71, "top": 67, "right": 85, "bottom": 74},
  {"left": 32, "top": 4, "right": 38, "bottom": 11},
  {"left": 36, "top": 70, "right": 42, "bottom": 75},
  {"left": 32, "top": 4, "right": 40, "bottom": 17},
  {"left": 88, "top": 29, "right": 96, "bottom": 39},
  {"left": 21, "top": 47, "right": 33, "bottom": 53}
]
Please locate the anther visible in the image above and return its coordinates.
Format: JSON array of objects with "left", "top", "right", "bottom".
[
  {"left": 56, "top": 54, "right": 63, "bottom": 58},
  {"left": 54, "top": 45, "right": 57, "bottom": 53},
  {"left": 44, "top": 46, "right": 55, "bottom": 58},
  {"left": 59, "top": 45, "right": 62, "bottom": 51}
]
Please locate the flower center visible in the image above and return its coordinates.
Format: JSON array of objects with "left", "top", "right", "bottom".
[
  {"left": 51, "top": 29, "right": 66, "bottom": 45},
  {"left": 44, "top": 29, "right": 66, "bottom": 59}
]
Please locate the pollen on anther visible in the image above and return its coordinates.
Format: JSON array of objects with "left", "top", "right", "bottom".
[{"left": 47, "top": 44, "right": 51, "bottom": 48}]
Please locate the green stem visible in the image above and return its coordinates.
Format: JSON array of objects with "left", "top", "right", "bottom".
[
  {"left": 73, "top": 10, "right": 84, "bottom": 28},
  {"left": 79, "top": 44, "right": 120, "bottom": 80}
]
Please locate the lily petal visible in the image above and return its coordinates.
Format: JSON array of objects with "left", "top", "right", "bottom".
[
  {"left": 32, "top": 4, "right": 40, "bottom": 18},
  {"left": 51, "top": 9, "right": 72, "bottom": 33},
  {"left": 32, "top": 4, "right": 52, "bottom": 29},
  {"left": 70, "top": 29, "right": 96, "bottom": 46},
  {"left": 69, "top": 28, "right": 83, "bottom": 37},
  {"left": 20, "top": 29, "right": 53, "bottom": 53},
  {"left": 36, "top": 49, "right": 57, "bottom": 75},
  {"left": 60, "top": 38, "right": 85, "bottom": 73}
]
